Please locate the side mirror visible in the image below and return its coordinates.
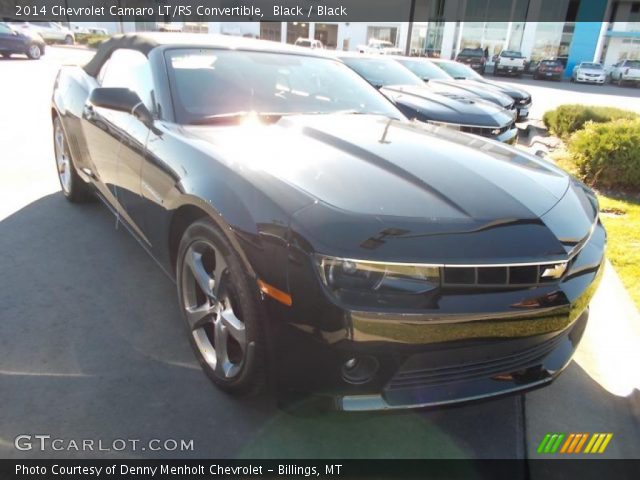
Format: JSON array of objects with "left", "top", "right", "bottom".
[{"left": 88, "top": 87, "right": 154, "bottom": 128}]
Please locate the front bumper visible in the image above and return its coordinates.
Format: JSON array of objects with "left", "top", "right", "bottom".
[
  {"left": 340, "top": 309, "right": 588, "bottom": 411},
  {"left": 497, "top": 65, "right": 524, "bottom": 75},
  {"left": 269, "top": 215, "right": 605, "bottom": 411},
  {"left": 576, "top": 76, "right": 605, "bottom": 84}
]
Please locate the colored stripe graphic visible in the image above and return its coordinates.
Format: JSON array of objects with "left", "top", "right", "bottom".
[
  {"left": 540, "top": 433, "right": 613, "bottom": 454},
  {"left": 537, "top": 434, "right": 551, "bottom": 453},
  {"left": 574, "top": 433, "right": 588, "bottom": 453}
]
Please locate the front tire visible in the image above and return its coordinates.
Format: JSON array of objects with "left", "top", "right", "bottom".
[
  {"left": 64, "top": 35, "right": 74, "bottom": 45},
  {"left": 26, "top": 44, "right": 42, "bottom": 60},
  {"left": 53, "top": 116, "right": 93, "bottom": 202},
  {"left": 177, "top": 218, "right": 267, "bottom": 396},
  {"left": 1, "top": 52, "right": 11, "bottom": 59}
]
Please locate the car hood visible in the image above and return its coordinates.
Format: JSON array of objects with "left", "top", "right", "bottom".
[
  {"left": 181, "top": 114, "right": 596, "bottom": 263},
  {"left": 423, "top": 79, "right": 515, "bottom": 108},
  {"left": 468, "top": 79, "right": 531, "bottom": 103},
  {"left": 380, "top": 85, "right": 514, "bottom": 127}
]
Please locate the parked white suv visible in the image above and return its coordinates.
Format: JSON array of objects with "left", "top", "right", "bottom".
[
  {"left": 9, "top": 22, "right": 74, "bottom": 44},
  {"left": 609, "top": 59, "right": 640, "bottom": 86},
  {"left": 294, "top": 38, "right": 324, "bottom": 49},
  {"left": 358, "top": 39, "right": 403, "bottom": 55},
  {"left": 571, "top": 62, "right": 606, "bottom": 84}
]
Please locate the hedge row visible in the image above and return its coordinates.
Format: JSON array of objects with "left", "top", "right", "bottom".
[
  {"left": 543, "top": 104, "right": 637, "bottom": 138},
  {"left": 567, "top": 118, "right": 640, "bottom": 191}
]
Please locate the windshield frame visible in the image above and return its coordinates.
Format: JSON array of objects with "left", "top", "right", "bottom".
[
  {"left": 434, "top": 61, "right": 483, "bottom": 80},
  {"left": 339, "top": 56, "right": 425, "bottom": 88},
  {"left": 396, "top": 58, "right": 453, "bottom": 81},
  {"left": 163, "top": 47, "right": 403, "bottom": 125}
]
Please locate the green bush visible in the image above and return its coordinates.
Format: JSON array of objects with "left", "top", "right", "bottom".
[
  {"left": 543, "top": 104, "right": 637, "bottom": 138},
  {"left": 568, "top": 118, "right": 640, "bottom": 190}
]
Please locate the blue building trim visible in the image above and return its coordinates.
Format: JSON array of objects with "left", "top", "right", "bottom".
[{"left": 565, "top": 0, "right": 609, "bottom": 76}]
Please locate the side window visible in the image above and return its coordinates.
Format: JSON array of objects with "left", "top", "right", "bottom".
[
  {"left": 101, "top": 49, "right": 155, "bottom": 114},
  {"left": 0, "top": 24, "right": 13, "bottom": 34}
]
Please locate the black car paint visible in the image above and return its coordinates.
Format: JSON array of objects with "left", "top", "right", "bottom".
[
  {"left": 52, "top": 35, "right": 604, "bottom": 410},
  {"left": 400, "top": 58, "right": 531, "bottom": 121},
  {"left": 338, "top": 55, "right": 517, "bottom": 143}
]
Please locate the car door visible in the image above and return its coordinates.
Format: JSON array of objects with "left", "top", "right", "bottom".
[
  {"left": 0, "top": 23, "right": 22, "bottom": 53},
  {"left": 81, "top": 49, "right": 156, "bottom": 242}
]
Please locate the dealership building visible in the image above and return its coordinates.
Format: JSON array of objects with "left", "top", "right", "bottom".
[{"left": 67, "top": 0, "right": 640, "bottom": 73}]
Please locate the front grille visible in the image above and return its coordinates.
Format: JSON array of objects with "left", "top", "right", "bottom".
[
  {"left": 442, "top": 262, "right": 565, "bottom": 288},
  {"left": 386, "top": 333, "right": 564, "bottom": 391},
  {"left": 460, "top": 120, "right": 514, "bottom": 138}
]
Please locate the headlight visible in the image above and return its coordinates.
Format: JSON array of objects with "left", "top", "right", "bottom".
[{"left": 316, "top": 255, "right": 440, "bottom": 295}]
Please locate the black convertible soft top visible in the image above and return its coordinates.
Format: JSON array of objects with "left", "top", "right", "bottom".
[{"left": 83, "top": 32, "right": 322, "bottom": 78}]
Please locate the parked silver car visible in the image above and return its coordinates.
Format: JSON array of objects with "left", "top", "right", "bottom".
[
  {"left": 571, "top": 62, "right": 605, "bottom": 84},
  {"left": 9, "top": 22, "right": 74, "bottom": 45}
]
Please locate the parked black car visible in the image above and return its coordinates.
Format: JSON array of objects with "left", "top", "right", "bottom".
[
  {"left": 338, "top": 54, "right": 517, "bottom": 144},
  {"left": 0, "top": 22, "right": 45, "bottom": 59},
  {"left": 431, "top": 59, "right": 532, "bottom": 121},
  {"left": 534, "top": 60, "right": 564, "bottom": 81},
  {"left": 455, "top": 47, "right": 486, "bottom": 74},
  {"left": 53, "top": 34, "right": 604, "bottom": 410},
  {"left": 395, "top": 57, "right": 517, "bottom": 116}
]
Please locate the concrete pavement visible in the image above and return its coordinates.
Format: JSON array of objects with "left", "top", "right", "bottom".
[{"left": 0, "top": 47, "right": 638, "bottom": 463}]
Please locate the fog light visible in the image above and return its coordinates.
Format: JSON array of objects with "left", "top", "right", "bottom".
[{"left": 342, "top": 355, "right": 379, "bottom": 385}]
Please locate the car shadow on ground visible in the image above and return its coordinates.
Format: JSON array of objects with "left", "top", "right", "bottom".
[{"left": 0, "top": 193, "right": 636, "bottom": 465}]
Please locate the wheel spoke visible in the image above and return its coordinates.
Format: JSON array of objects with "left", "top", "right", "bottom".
[
  {"left": 212, "top": 254, "right": 228, "bottom": 298},
  {"left": 185, "top": 302, "right": 216, "bottom": 331},
  {"left": 185, "top": 248, "right": 215, "bottom": 299},
  {"left": 213, "top": 318, "right": 232, "bottom": 377},
  {"left": 220, "top": 307, "right": 246, "bottom": 348}
]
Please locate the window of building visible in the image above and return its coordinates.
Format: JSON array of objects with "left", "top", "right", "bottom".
[
  {"left": 314, "top": 23, "right": 338, "bottom": 49},
  {"left": 260, "top": 22, "right": 281, "bottom": 41},
  {"left": 286, "top": 22, "right": 309, "bottom": 44},
  {"left": 367, "top": 26, "right": 398, "bottom": 45}
]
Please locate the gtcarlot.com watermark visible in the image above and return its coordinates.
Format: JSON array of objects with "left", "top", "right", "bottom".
[{"left": 14, "top": 435, "right": 194, "bottom": 453}]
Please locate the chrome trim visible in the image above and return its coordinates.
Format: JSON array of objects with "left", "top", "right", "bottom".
[
  {"left": 316, "top": 254, "right": 568, "bottom": 269},
  {"left": 340, "top": 378, "right": 552, "bottom": 411},
  {"left": 425, "top": 120, "right": 512, "bottom": 130}
]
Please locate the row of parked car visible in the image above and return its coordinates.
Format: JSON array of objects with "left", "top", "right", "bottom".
[{"left": 456, "top": 46, "right": 640, "bottom": 86}]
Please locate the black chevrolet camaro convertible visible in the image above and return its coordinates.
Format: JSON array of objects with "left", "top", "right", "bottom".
[{"left": 52, "top": 34, "right": 605, "bottom": 410}]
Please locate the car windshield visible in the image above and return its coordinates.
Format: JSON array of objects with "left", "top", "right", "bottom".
[
  {"left": 165, "top": 49, "right": 401, "bottom": 124},
  {"left": 581, "top": 63, "right": 603, "bottom": 69},
  {"left": 339, "top": 57, "right": 424, "bottom": 88},
  {"left": 459, "top": 49, "right": 483, "bottom": 57},
  {"left": 541, "top": 60, "right": 560, "bottom": 66},
  {"left": 433, "top": 61, "right": 483, "bottom": 80},
  {"left": 395, "top": 59, "right": 452, "bottom": 80}
]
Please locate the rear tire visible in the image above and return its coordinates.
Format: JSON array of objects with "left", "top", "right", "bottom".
[
  {"left": 53, "top": 116, "right": 93, "bottom": 202},
  {"left": 177, "top": 218, "right": 267, "bottom": 396},
  {"left": 64, "top": 35, "right": 74, "bottom": 45},
  {"left": 1, "top": 52, "right": 11, "bottom": 59},
  {"left": 26, "top": 44, "right": 42, "bottom": 60}
]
